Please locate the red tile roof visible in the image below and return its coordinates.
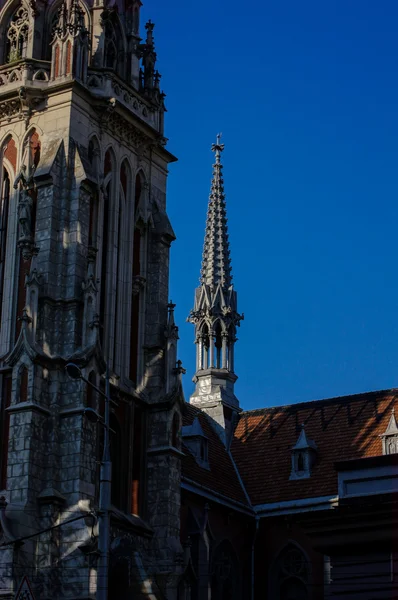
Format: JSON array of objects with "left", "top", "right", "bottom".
[
  {"left": 181, "top": 403, "right": 249, "bottom": 507},
  {"left": 232, "top": 389, "right": 398, "bottom": 506}
]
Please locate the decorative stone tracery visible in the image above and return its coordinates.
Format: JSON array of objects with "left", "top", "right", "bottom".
[{"left": 5, "top": 5, "right": 29, "bottom": 63}]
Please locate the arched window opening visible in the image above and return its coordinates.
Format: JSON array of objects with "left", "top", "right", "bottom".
[
  {"left": 199, "top": 323, "right": 210, "bottom": 370},
  {"left": 114, "top": 162, "right": 129, "bottom": 368},
  {"left": 214, "top": 321, "right": 222, "bottom": 369},
  {"left": 5, "top": 5, "right": 29, "bottom": 63},
  {"left": 28, "top": 130, "right": 41, "bottom": 169},
  {"left": 18, "top": 366, "right": 28, "bottom": 402},
  {"left": 0, "top": 169, "right": 10, "bottom": 325},
  {"left": 99, "top": 182, "right": 110, "bottom": 347},
  {"left": 271, "top": 544, "right": 310, "bottom": 600},
  {"left": 211, "top": 540, "right": 240, "bottom": 600},
  {"left": 172, "top": 412, "right": 180, "bottom": 449},
  {"left": 103, "top": 18, "right": 117, "bottom": 70},
  {"left": 129, "top": 173, "right": 142, "bottom": 383},
  {"left": 0, "top": 373, "right": 12, "bottom": 489},
  {"left": 99, "top": 150, "right": 113, "bottom": 349},
  {"left": 227, "top": 325, "right": 235, "bottom": 372}
]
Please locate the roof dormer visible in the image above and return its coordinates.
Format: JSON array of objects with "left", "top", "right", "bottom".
[
  {"left": 182, "top": 417, "right": 209, "bottom": 470},
  {"left": 289, "top": 424, "right": 317, "bottom": 480},
  {"left": 380, "top": 408, "right": 398, "bottom": 455}
]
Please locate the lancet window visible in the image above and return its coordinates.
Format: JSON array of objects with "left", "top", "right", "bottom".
[
  {"left": 0, "top": 169, "right": 10, "bottom": 324},
  {"left": 210, "top": 540, "right": 240, "bottom": 600},
  {"left": 99, "top": 150, "right": 113, "bottom": 350},
  {"left": 5, "top": 5, "right": 29, "bottom": 63},
  {"left": 101, "top": 10, "right": 120, "bottom": 71},
  {"left": 271, "top": 544, "right": 310, "bottom": 600},
  {"left": 114, "top": 161, "right": 129, "bottom": 370},
  {"left": 129, "top": 172, "right": 144, "bottom": 383}
]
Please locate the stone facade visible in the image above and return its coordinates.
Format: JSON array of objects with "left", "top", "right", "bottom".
[{"left": 0, "top": 0, "right": 184, "bottom": 598}]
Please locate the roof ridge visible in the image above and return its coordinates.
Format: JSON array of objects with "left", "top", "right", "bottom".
[{"left": 240, "top": 387, "right": 398, "bottom": 415}]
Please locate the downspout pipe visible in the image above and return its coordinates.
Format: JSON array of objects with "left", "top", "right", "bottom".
[{"left": 251, "top": 516, "right": 260, "bottom": 600}]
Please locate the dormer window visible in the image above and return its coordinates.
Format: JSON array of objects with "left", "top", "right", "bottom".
[
  {"left": 182, "top": 417, "right": 209, "bottom": 469},
  {"left": 380, "top": 408, "right": 398, "bottom": 455},
  {"left": 290, "top": 424, "right": 317, "bottom": 480}
]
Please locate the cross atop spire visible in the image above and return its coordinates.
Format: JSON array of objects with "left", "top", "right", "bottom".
[
  {"left": 211, "top": 133, "right": 224, "bottom": 164},
  {"left": 200, "top": 136, "right": 232, "bottom": 291}
]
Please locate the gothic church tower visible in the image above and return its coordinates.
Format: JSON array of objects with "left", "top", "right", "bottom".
[
  {"left": 188, "top": 137, "right": 243, "bottom": 443},
  {"left": 0, "top": 0, "right": 185, "bottom": 598}
]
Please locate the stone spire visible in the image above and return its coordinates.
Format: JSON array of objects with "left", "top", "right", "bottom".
[
  {"left": 200, "top": 134, "right": 232, "bottom": 291},
  {"left": 188, "top": 137, "right": 243, "bottom": 445}
]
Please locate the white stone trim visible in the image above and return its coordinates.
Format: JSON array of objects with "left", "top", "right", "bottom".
[{"left": 254, "top": 494, "right": 338, "bottom": 516}]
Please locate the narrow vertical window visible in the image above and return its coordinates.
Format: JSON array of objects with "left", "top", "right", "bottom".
[
  {"left": 0, "top": 169, "right": 10, "bottom": 325},
  {"left": 129, "top": 174, "right": 142, "bottom": 383},
  {"left": 0, "top": 373, "right": 12, "bottom": 489},
  {"left": 18, "top": 366, "right": 28, "bottom": 403},
  {"left": 99, "top": 185, "right": 109, "bottom": 348},
  {"left": 54, "top": 44, "right": 60, "bottom": 78},
  {"left": 114, "top": 163, "right": 128, "bottom": 367},
  {"left": 66, "top": 40, "right": 72, "bottom": 75},
  {"left": 99, "top": 150, "right": 113, "bottom": 350},
  {"left": 5, "top": 6, "right": 29, "bottom": 63}
]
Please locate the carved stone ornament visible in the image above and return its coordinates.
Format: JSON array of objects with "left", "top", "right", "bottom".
[
  {"left": 14, "top": 163, "right": 36, "bottom": 260},
  {"left": 132, "top": 275, "right": 146, "bottom": 295}
]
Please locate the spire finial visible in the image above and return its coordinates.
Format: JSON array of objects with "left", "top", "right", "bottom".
[{"left": 211, "top": 133, "right": 224, "bottom": 164}]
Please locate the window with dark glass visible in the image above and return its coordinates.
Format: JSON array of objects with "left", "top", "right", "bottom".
[{"left": 129, "top": 174, "right": 142, "bottom": 383}]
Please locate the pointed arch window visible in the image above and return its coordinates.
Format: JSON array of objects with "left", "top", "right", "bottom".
[
  {"left": 271, "top": 544, "right": 310, "bottom": 600},
  {"left": 114, "top": 162, "right": 129, "bottom": 370},
  {"left": 211, "top": 540, "right": 240, "bottom": 600},
  {"left": 0, "top": 169, "right": 10, "bottom": 325},
  {"left": 214, "top": 321, "right": 222, "bottom": 369},
  {"left": 103, "top": 16, "right": 117, "bottom": 69},
  {"left": 99, "top": 150, "right": 113, "bottom": 350},
  {"left": 129, "top": 173, "right": 143, "bottom": 383},
  {"left": 5, "top": 5, "right": 29, "bottom": 63}
]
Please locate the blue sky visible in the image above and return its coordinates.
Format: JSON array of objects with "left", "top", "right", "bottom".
[{"left": 142, "top": 0, "right": 398, "bottom": 409}]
